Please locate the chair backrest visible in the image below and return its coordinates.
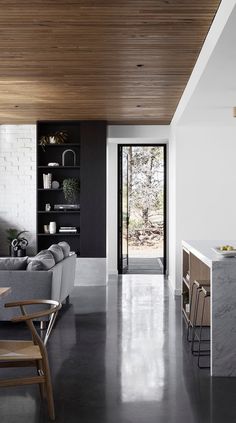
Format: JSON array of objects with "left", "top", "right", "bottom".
[{"left": 5, "top": 299, "right": 62, "bottom": 349}]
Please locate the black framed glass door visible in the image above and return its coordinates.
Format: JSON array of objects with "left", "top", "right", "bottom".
[
  {"left": 118, "top": 144, "right": 166, "bottom": 275},
  {"left": 118, "top": 148, "right": 129, "bottom": 273}
]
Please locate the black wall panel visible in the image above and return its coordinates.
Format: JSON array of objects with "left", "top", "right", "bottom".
[{"left": 80, "top": 121, "right": 107, "bottom": 258}]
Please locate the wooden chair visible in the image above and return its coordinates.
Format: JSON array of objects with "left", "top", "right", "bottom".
[{"left": 0, "top": 299, "right": 61, "bottom": 420}]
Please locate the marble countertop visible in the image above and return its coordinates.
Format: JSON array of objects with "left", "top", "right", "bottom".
[{"left": 182, "top": 240, "right": 236, "bottom": 268}]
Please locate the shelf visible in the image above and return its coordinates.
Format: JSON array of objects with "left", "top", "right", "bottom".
[
  {"left": 37, "top": 143, "right": 80, "bottom": 148},
  {"left": 183, "top": 276, "right": 190, "bottom": 289},
  {"left": 37, "top": 120, "right": 106, "bottom": 257},
  {"left": 37, "top": 122, "right": 82, "bottom": 255},
  {"left": 38, "top": 233, "right": 80, "bottom": 236},
  {"left": 38, "top": 166, "right": 80, "bottom": 169},
  {"left": 38, "top": 210, "right": 80, "bottom": 214},
  {"left": 38, "top": 188, "right": 63, "bottom": 191}
]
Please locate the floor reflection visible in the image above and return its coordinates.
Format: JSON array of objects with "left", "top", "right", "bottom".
[
  {"left": 120, "top": 276, "right": 165, "bottom": 402},
  {"left": 3, "top": 278, "right": 236, "bottom": 422}
]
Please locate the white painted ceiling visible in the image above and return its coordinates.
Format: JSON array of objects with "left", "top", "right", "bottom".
[{"left": 176, "top": 2, "right": 236, "bottom": 126}]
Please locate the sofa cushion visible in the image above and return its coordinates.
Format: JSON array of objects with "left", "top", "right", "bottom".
[
  {"left": 58, "top": 241, "right": 70, "bottom": 257},
  {"left": 48, "top": 244, "right": 64, "bottom": 263},
  {"left": 0, "top": 257, "right": 28, "bottom": 270},
  {"left": 27, "top": 249, "right": 55, "bottom": 271},
  {"left": 27, "top": 260, "right": 46, "bottom": 271}
]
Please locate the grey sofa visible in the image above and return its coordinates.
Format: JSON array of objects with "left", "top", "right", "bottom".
[{"left": 0, "top": 246, "right": 76, "bottom": 322}]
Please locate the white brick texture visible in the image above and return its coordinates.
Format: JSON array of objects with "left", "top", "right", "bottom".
[{"left": 0, "top": 125, "right": 37, "bottom": 255}]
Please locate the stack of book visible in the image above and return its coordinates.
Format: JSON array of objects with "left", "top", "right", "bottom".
[
  {"left": 54, "top": 204, "right": 80, "bottom": 210},
  {"left": 59, "top": 226, "right": 77, "bottom": 233}
]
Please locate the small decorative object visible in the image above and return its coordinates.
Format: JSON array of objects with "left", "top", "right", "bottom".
[
  {"left": 43, "top": 173, "right": 52, "bottom": 189},
  {"left": 39, "top": 130, "right": 68, "bottom": 151},
  {"left": 48, "top": 162, "right": 59, "bottom": 167},
  {"left": 45, "top": 203, "right": 51, "bottom": 211},
  {"left": 17, "top": 247, "right": 27, "bottom": 257},
  {"left": 44, "top": 224, "right": 49, "bottom": 233},
  {"left": 49, "top": 136, "right": 56, "bottom": 144},
  {"left": 54, "top": 204, "right": 80, "bottom": 210},
  {"left": 62, "top": 149, "right": 76, "bottom": 166},
  {"left": 6, "top": 228, "right": 29, "bottom": 257},
  {"left": 62, "top": 178, "right": 80, "bottom": 203},
  {"left": 49, "top": 222, "right": 57, "bottom": 234},
  {"left": 52, "top": 180, "right": 60, "bottom": 189}
]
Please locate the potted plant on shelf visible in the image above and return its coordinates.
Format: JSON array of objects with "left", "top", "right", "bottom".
[
  {"left": 62, "top": 178, "right": 80, "bottom": 203},
  {"left": 6, "top": 228, "right": 29, "bottom": 257},
  {"left": 39, "top": 130, "right": 68, "bottom": 151}
]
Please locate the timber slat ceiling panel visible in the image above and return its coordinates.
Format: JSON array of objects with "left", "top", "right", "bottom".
[{"left": 0, "top": 0, "right": 221, "bottom": 124}]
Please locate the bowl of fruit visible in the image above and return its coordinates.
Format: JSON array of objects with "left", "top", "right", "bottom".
[{"left": 212, "top": 245, "right": 236, "bottom": 257}]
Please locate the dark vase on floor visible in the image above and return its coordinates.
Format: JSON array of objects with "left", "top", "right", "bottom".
[
  {"left": 9, "top": 245, "right": 17, "bottom": 257},
  {"left": 9, "top": 245, "right": 26, "bottom": 257},
  {"left": 17, "top": 248, "right": 26, "bottom": 257}
]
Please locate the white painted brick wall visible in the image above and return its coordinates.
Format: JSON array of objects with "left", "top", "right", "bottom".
[{"left": 0, "top": 125, "right": 37, "bottom": 255}]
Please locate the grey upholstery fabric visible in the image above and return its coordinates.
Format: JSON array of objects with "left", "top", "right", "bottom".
[
  {"left": 27, "top": 249, "right": 55, "bottom": 270},
  {"left": 27, "top": 260, "right": 48, "bottom": 271},
  {"left": 0, "top": 252, "right": 76, "bottom": 321},
  {"left": 60, "top": 254, "right": 76, "bottom": 300},
  {"left": 48, "top": 244, "right": 64, "bottom": 263},
  {"left": 0, "top": 270, "right": 52, "bottom": 320},
  {"left": 0, "top": 257, "right": 28, "bottom": 270},
  {"left": 58, "top": 241, "right": 70, "bottom": 257}
]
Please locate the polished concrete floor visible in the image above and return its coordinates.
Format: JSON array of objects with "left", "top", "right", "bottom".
[
  {"left": 126, "top": 258, "right": 163, "bottom": 274},
  {"left": 1, "top": 275, "right": 236, "bottom": 422}
]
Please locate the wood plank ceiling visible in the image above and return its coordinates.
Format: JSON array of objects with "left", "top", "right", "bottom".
[{"left": 0, "top": 0, "right": 221, "bottom": 124}]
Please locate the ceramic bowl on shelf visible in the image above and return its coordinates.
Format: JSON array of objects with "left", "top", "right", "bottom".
[
  {"left": 212, "top": 246, "right": 236, "bottom": 257},
  {"left": 52, "top": 180, "right": 60, "bottom": 189},
  {"left": 48, "top": 162, "right": 59, "bottom": 167}
]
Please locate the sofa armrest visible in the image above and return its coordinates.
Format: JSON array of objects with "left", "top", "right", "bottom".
[
  {"left": 50, "top": 262, "right": 63, "bottom": 301},
  {"left": 60, "top": 253, "right": 76, "bottom": 302}
]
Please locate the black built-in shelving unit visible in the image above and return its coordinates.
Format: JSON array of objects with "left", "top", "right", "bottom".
[{"left": 37, "top": 121, "right": 106, "bottom": 257}]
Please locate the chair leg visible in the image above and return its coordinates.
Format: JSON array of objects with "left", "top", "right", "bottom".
[
  {"left": 191, "top": 288, "right": 201, "bottom": 354},
  {"left": 44, "top": 311, "right": 58, "bottom": 346},
  {"left": 36, "top": 359, "right": 46, "bottom": 399},
  {"left": 187, "top": 282, "right": 197, "bottom": 343},
  {"left": 187, "top": 323, "right": 191, "bottom": 341},
  {"left": 197, "top": 296, "right": 210, "bottom": 369},
  {"left": 42, "top": 353, "right": 55, "bottom": 420},
  {"left": 40, "top": 321, "right": 48, "bottom": 331},
  {"left": 187, "top": 283, "right": 194, "bottom": 342}
]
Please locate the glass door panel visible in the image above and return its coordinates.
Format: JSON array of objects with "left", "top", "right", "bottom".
[{"left": 118, "top": 147, "right": 129, "bottom": 273}]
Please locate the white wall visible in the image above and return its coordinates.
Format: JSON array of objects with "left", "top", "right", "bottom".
[
  {"left": 169, "top": 3, "right": 236, "bottom": 294},
  {"left": 173, "top": 0, "right": 236, "bottom": 126},
  {"left": 169, "top": 125, "right": 236, "bottom": 293},
  {"left": 168, "top": 125, "right": 177, "bottom": 294},
  {"left": 108, "top": 125, "right": 170, "bottom": 143},
  {"left": 0, "top": 125, "right": 36, "bottom": 255}
]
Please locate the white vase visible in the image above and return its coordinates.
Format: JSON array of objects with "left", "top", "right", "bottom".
[
  {"left": 49, "top": 221, "right": 56, "bottom": 234},
  {"left": 49, "top": 136, "right": 56, "bottom": 144}
]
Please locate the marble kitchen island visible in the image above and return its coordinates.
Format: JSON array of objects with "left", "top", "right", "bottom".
[{"left": 182, "top": 240, "right": 236, "bottom": 377}]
